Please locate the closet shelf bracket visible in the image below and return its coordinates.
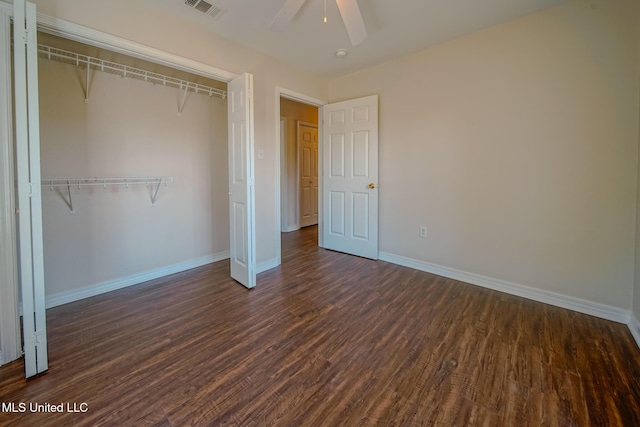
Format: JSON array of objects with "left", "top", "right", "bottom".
[
  {"left": 67, "top": 180, "right": 75, "bottom": 213},
  {"left": 84, "top": 59, "right": 90, "bottom": 104},
  {"left": 178, "top": 84, "right": 189, "bottom": 116},
  {"left": 41, "top": 177, "right": 173, "bottom": 213}
]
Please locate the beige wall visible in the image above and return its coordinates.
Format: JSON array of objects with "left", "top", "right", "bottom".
[
  {"left": 39, "top": 58, "right": 229, "bottom": 296},
  {"left": 280, "top": 98, "right": 318, "bottom": 230},
  {"left": 329, "top": 0, "right": 640, "bottom": 309},
  {"left": 30, "top": 0, "right": 640, "bottom": 315},
  {"left": 635, "top": 61, "right": 640, "bottom": 321},
  {"left": 635, "top": 135, "right": 640, "bottom": 320},
  {"left": 31, "top": 0, "right": 329, "bottom": 268}
]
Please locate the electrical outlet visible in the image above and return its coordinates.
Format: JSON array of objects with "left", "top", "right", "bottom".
[{"left": 419, "top": 226, "right": 428, "bottom": 238}]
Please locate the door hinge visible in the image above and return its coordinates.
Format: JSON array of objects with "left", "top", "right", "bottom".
[
  {"left": 27, "top": 183, "right": 33, "bottom": 197},
  {"left": 16, "top": 25, "right": 29, "bottom": 45},
  {"left": 26, "top": 333, "right": 36, "bottom": 346},
  {"left": 35, "top": 332, "right": 45, "bottom": 345}
]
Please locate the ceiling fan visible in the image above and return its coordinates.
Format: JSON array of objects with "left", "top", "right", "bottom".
[{"left": 270, "top": 0, "right": 368, "bottom": 46}]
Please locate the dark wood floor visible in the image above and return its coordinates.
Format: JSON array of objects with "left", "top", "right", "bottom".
[{"left": 1, "top": 226, "right": 639, "bottom": 426}]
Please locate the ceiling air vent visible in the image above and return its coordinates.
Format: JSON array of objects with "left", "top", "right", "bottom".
[{"left": 183, "top": 0, "right": 226, "bottom": 20}]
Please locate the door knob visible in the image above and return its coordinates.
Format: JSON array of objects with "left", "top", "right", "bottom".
[{"left": 368, "top": 183, "right": 376, "bottom": 189}]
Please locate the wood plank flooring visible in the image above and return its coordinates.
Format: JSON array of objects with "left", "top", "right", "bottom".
[{"left": 1, "top": 225, "right": 639, "bottom": 426}]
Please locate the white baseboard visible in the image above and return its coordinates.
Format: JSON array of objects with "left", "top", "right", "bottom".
[
  {"left": 45, "top": 251, "right": 230, "bottom": 309},
  {"left": 379, "top": 252, "right": 630, "bottom": 324},
  {"left": 256, "top": 257, "right": 280, "bottom": 274},
  {"left": 282, "top": 225, "right": 300, "bottom": 233},
  {"left": 0, "top": 349, "right": 4, "bottom": 367},
  {"left": 629, "top": 313, "right": 640, "bottom": 349}
]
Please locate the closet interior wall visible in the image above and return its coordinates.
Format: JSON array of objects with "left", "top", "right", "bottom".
[{"left": 37, "top": 32, "right": 230, "bottom": 304}]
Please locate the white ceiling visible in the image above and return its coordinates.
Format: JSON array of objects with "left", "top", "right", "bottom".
[{"left": 147, "top": 0, "right": 567, "bottom": 79}]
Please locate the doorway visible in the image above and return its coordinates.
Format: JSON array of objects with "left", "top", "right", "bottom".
[
  {"left": 276, "top": 89, "right": 380, "bottom": 265},
  {"left": 280, "top": 97, "right": 319, "bottom": 232},
  {"left": 276, "top": 88, "right": 325, "bottom": 266},
  {"left": 276, "top": 91, "right": 380, "bottom": 266}
]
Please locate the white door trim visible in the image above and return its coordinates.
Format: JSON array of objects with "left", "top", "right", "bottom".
[
  {"left": 275, "top": 87, "right": 326, "bottom": 265},
  {"left": 280, "top": 117, "right": 288, "bottom": 231},
  {"left": 0, "top": 5, "right": 21, "bottom": 367}
]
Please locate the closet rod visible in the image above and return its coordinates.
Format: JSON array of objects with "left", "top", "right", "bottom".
[{"left": 37, "top": 45, "right": 227, "bottom": 99}]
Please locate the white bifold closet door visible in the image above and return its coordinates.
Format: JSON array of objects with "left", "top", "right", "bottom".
[
  {"left": 13, "top": 0, "right": 49, "bottom": 378},
  {"left": 0, "top": 3, "right": 21, "bottom": 369},
  {"left": 227, "top": 73, "right": 256, "bottom": 289}
]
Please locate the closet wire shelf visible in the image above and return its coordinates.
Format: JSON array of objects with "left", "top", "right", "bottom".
[
  {"left": 42, "top": 177, "right": 173, "bottom": 213},
  {"left": 37, "top": 44, "right": 227, "bottom": 101}
]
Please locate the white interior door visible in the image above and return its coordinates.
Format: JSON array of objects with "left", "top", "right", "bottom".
[
  {"left": 322, "top": 95, "right": 379, "bottom": 259},
  {"left": 228, "top": 73, "right": 256, "bottom": 288},
  {"left": 13, "top": 0, "right": 48, "bottom": 377},
  {"left": 298, "top": 122, "right": 318, "bottom": 228}
]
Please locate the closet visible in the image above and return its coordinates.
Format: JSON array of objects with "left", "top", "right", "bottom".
[
  {"left": 2, "top": 0, "right": 257, "bottom": 378},
  {"left": 36, "top": 32, "right": 231, "bottom": 304}
]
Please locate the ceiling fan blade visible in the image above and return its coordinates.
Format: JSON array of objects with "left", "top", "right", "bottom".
[
  {"left": 270, "top": 0, "right": 308, "bottom": 32},
  {"left": 336, "top": 0, "right": 367, "bottom": 45}
]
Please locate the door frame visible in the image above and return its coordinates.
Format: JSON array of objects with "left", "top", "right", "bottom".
[
  {"left": 275, "top": 87, "right": 326, "bottom": 265},
  {"left": 296, "top": 121, "right": 318, "bottom": 228}
]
